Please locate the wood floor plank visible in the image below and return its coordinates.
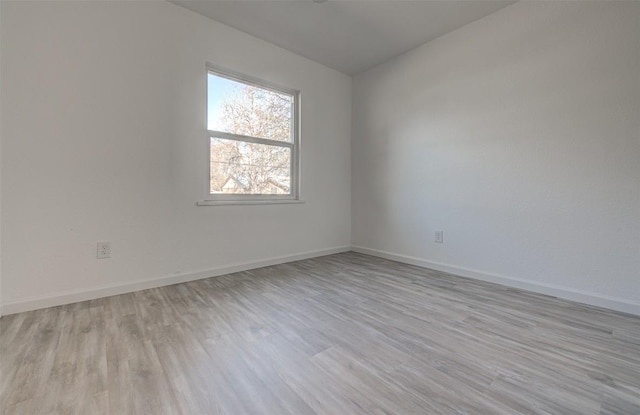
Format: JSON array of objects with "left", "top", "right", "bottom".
[{"left": 1, "top": 252, "right": 639, "bottom": 414}]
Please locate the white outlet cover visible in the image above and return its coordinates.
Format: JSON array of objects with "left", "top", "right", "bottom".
[{"left": 97, "top": 242, "right": 111, "bottom": 259}]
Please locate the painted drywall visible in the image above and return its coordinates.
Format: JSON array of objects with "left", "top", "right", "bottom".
[
  {"left": 352, "top": 1, "right": 640, "bottom": 312},
  {"left": 0, "top": 0, "right": 3, "bottom": 315},
  {"left": 0, "top": 1, "right": 351, "bottom": 312}
]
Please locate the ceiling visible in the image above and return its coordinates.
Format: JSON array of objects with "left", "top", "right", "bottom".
[{"left": 171, "top": 0, "right": 515, "bottom": 75}]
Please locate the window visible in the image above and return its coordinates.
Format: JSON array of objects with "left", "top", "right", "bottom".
[{"left": 202, "top": 66, "right": 299, "bottom": 204}]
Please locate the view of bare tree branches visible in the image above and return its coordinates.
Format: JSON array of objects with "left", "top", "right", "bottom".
[{"left": 210, "top": 83, "right": 293, "bottom": 194}]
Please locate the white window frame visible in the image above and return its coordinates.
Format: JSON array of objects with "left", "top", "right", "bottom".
[{"left": 199, "top": 64, "right": 301, "bottom": 206}]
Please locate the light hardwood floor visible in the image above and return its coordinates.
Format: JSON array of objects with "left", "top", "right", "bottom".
[{"left": 1, "top": 252, "right": 639, "bottom": 414}]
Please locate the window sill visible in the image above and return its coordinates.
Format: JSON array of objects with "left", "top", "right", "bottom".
[{"left": 196, "top": 199, "right": 305, "bottom": 207}]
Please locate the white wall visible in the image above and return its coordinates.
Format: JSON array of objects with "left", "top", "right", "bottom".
[
  {"left": 0, "top": 0, "right": 3, "bottom": 314},
  {"left": 352, "top": 1, "right": 640, "bottom": 314},
  {"left": 0, "top": 1, "right": 351, "bottom": 313},
  {"left": 2, "top": 1, "right": 638, "bottom": 316}
]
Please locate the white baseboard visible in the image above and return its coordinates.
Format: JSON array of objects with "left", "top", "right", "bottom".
[
  {"left": 351, "top": 245, "right": 640, "bottom": 317},
  {"left": 4, "top": 245, "right": 638, "bottom": 317},
  {"left": 0, "top": 246, "right": 351, "bottom": 316}
]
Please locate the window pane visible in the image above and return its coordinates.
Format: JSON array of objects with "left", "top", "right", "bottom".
[
  {"left": 210, "top": 137, "right": 291, "bottom": 195},
  {"left": 208, "top": 72, "right": 293, "bottom": 142}
]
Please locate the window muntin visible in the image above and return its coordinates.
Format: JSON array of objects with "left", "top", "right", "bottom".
[{"left": 206, "top": 67, "right": 299, "bottom": 201}]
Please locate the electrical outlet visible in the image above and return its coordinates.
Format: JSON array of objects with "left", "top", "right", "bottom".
[
  {"left": 97, "top": 242, "right": 111, "bottom": 259},
  {"left": 434, "top": 231, "right": 444, "bottom": 244}
]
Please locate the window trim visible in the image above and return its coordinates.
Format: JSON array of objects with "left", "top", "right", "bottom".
[{"left": 201, "top": 64, "right": 300, "bottom": 204}]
